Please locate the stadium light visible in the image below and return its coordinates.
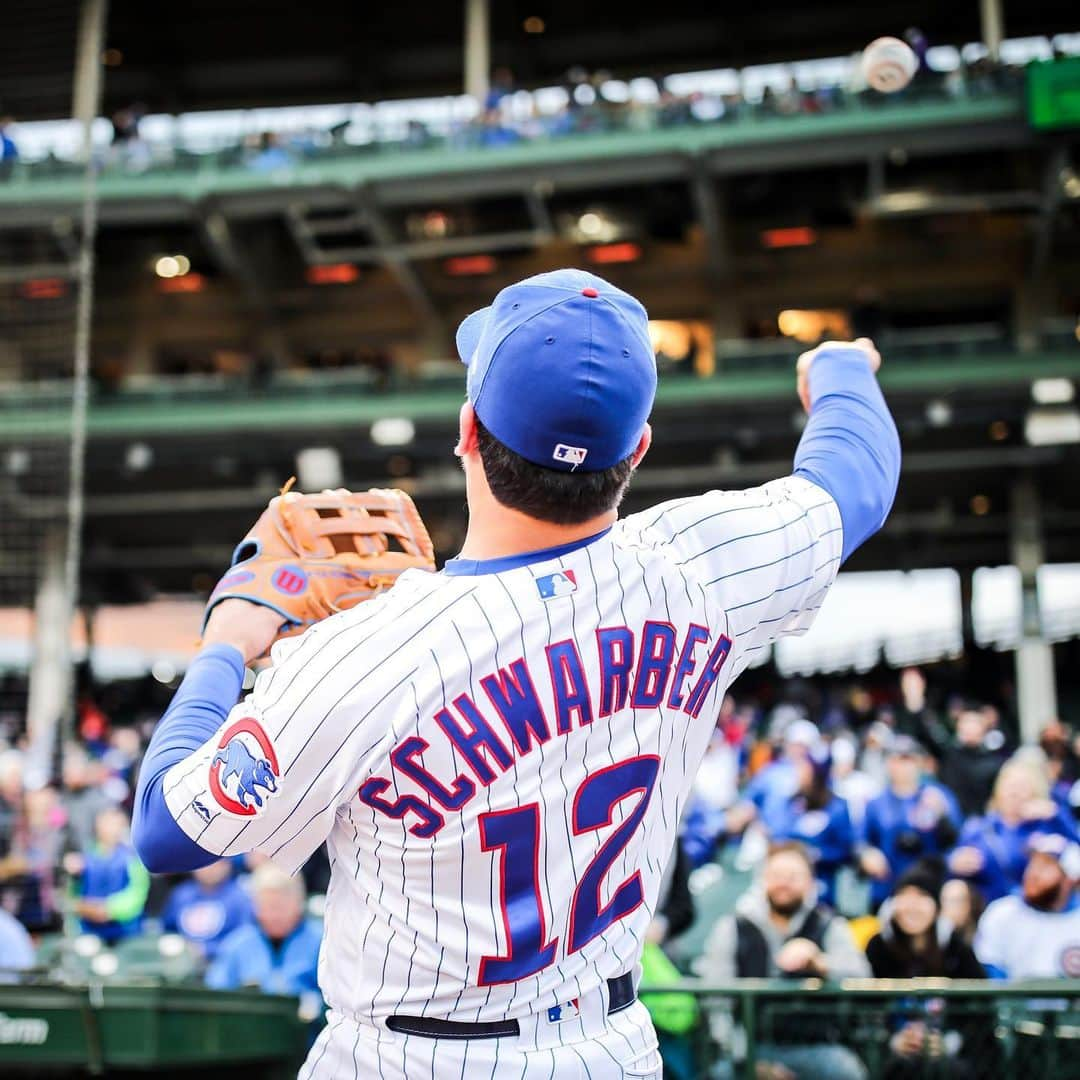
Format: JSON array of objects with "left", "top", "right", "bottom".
[
  {"left": 925, "top": 399, "right": 952, "bottom": 427},
  {"left": 156, "top": 273, "right": 205, "bottom": 293},
  {"left": 1025, "top": 407, "right": 1080, "bottom": 446},
  {"left": 20, "top": 278, "right": 66, "bottom": 300},
  {"left": 587, "top": 242, "right": 642, "bottom": 265},
  {"left": 523, "top": 16, "right": 545, "bottom": 33},
  {"left": 371, "top": 418, "right": 415, "bottom": 447},
  {"left": 575, "top": 211, "right": 619, "bottom": 243},
  {"left": 444, "top": 255, "right": 497, "bottom": 276},
  {"left": 1031, "top": 377, "right": 1075, "bottom": 405},
  {"left": 296, "top": 447, "right": 344, "bottom": 490},
  {"left": 154, "top": 254, "right": 191, "bottom": 278},
  {"left": 125, "top": 443, "right": 154, "bottom": 471},
  {"left": 306, "top": 264, "right": 359, "bottom": 285},
  {"left": 873, "top": 190, "right": 933, "bottom": 214},
  {"left": 761, "top": 226, "right": 817, "bottom": 249}
]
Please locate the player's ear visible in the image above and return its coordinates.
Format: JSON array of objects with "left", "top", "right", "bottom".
[
  {"left": 454, "top": 400, "right": 479, "bottom": 457},
  {"left": 630, "top": 423, "right": 652, "bottom": 469}
]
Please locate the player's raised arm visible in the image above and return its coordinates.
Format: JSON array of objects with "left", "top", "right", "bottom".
[
  {"left": 628, "top": 336, "right": 899, "bottom": 666},
  {"left": 792, "top": 337, "right": 900, "bottom": 563}
]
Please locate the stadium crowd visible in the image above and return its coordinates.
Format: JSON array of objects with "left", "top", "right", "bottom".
[
  {"left": 1, "top": 661, "right": 1079, "bottom": 1075},
  {"left": 0, "top": 34, "right": 1041, "bottom": 179}
]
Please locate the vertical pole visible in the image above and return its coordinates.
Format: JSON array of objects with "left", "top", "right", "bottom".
[
  {"left": 25, "top": 531, "right": 72, "bottom": 787},
  {"left": 979, "top": 0, "right": 1005, "bottom": 62},
  {"left": 28, "top": 0, "right": 108, "bottom": 779},
  {"left": 464, "top": 0, "right": 490, "bottom": 105},
  {"left": 1010, "top": 478, "right": 1057, "bottom": 744}
]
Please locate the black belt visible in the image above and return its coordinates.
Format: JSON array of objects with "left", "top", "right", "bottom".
[{"left": 386, "top": 972, "right": 636, "bottom": 1040}]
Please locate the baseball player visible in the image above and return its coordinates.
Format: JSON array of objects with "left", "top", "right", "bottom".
[{"left": 134, "top": 269, "right": 900, "bottom": 1078}]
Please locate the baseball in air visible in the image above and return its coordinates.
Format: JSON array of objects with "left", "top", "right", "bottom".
[{"left": 861, "top": 36, "right": 918, "bottom": 93}]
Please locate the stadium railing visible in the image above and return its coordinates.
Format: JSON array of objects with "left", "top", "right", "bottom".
[
  {"left": 2, "top": 973, "right": 1078, "bottom": 1078},
  {"left": 644, "top": 978, "right": 1080, "bottom": 1079}
]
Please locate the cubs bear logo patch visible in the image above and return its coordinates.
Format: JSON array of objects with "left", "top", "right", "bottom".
[{"left": 208, "top": 716, "right": 281, "bottom": 817}]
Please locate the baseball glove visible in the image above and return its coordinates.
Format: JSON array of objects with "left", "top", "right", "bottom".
[{"left": 202, "top": 479, "right": 435, "bottom": 648}]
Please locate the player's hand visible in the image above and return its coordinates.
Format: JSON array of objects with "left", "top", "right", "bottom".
[
  {"left": 796, "top": 337, "right": 882, "bottom": 414},
  {"left": 202, "top": 598, "right": 285, "bottom": 665},
  {"left": 859, "top": 847, "right": 891, "bottom": 880}
]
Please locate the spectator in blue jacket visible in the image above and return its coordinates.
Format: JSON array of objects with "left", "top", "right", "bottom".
[
  {"left": 66, "top": 806, "right": 149, "bottom": 944},
  {"left": 859, "top": 736, "right": 962, "bottom": 909},
  {"left": 950, "top": 757, "right": 1078, "bottom": 902},
  {"left": 162, "top": 858, "right": 254, "bottom": 960},
  {"left": 0, "top": 907, "right": 34, "bottom": 981},
  {"left": 731, "top": 729, "right": 855, "bottom": 906},
  {"left": 207, "top": 863, "right": 321, "bottom": 1001},
  {"left": 728, "top": 717, "right": 822, "bottom": 836}
]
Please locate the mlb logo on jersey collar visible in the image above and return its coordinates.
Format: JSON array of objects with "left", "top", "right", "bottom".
[{"left": 536, "top": 569, "right": 577, "bottom": 600}]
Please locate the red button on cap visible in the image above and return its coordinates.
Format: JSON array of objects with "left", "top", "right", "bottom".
[{"left": 581, "top": 287, "right": 599, "bottom": 297}]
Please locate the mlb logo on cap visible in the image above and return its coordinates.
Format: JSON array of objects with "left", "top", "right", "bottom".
[
  {"left": 554, "top": 444, "right": 588, "bottom": 467},
  {"left": 536, "top": 570, "right": 577, "bottom": 599}
]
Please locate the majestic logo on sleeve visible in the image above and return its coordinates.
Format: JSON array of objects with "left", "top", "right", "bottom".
[{"left": 208, "top": 717, "right": 281, "bottom": 816}]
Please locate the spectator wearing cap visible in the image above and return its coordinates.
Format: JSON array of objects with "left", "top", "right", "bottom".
[
  {"left": 730, "top": 727, "right": 855, "bottom": 905},
  {"left": 949, "top": 758, "right": 1078, "bottom": 902},
  {"left": 831, "top": 734, "right": 881, "bottom": 830},
  {"left": 162, "top": 858, "right": 254, "bottom": 960},
  {"left": 975, "top": 833, "right": 1080, "bottom": 978},
  {"left": 699, "top": 841, "right": 869, "bottom": 1080},
  {"left": 859, "top": 736, "right": 962, "bottom": 909},
  {"left": 728, "top": 717, "right": 822, "bottom": 836},
  {"left": 866, "top": 860, "right": 988, "bottom": 1080},
  {"left": 938, "top": 708, "right": 1008, "bottom": 818}
]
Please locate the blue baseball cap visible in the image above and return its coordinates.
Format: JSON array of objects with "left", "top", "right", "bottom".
[{"left": 455, "top": 269, "right": 657, "bottom": 472}]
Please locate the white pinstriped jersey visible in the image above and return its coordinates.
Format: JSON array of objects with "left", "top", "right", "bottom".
[{"left": 163, "top": 475, "right": 841, "bottom": 1030}]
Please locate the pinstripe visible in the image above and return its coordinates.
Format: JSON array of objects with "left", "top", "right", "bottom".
[
  {"left": 704, "top": 537, "right": 820, "bottom": 586},
  {"left": 161, "top": 479, "right": 845, "bottom": 1071},
  {"left": 551, "top": 555, "right": 586, "bottom": 1013},
  {"left": 675, "top": 500, "right": 830, "bottom": 567},
  {"left": 652, "top": 495, "right": 774, "bottom": 540},
  {"left": 474, "top": 591, "right": 526, "bottom": 1017},
  {"left": 258, "top": 667, "right": 417, "bottom": 855},
  {"left": 581, "top": 543, "right": 633, "bottom": 975},
  {"left": 303, "top": 1012, "right": 343, "bottom": 1079},
  {"left": 269, "top": 586, "right": 476, "bottom": 743}
]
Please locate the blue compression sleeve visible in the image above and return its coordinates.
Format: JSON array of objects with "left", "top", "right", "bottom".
[
  {"left": 132, "top": 643, "right": 245, "bottom": 873},
  {"left": 793, "top": 350, "right": 900, "bottom": 562}
]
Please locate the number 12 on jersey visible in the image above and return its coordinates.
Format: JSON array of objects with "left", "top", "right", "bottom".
[{"left": 477, "top": 754, "right": 660, "bottom": 986}]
